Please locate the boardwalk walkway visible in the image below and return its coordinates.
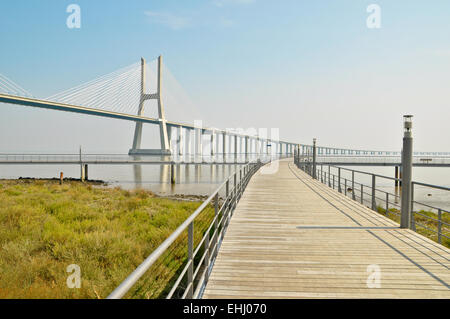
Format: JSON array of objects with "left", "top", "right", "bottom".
[{"left": 203, "top": 159, "right": 450, "bottom": 298}]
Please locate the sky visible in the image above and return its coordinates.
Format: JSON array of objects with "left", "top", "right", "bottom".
[{"left": 0, "top": 0, "right": 449, "bottom": 153}]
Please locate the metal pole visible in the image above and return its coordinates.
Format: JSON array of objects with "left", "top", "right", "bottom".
[
  {"left": 79, "top": 146, "right": 84, "bottom": 182},
  {"left": 338, "top": 167, "right": 341, "bottom": 193},
  {"left": 371, "top": 174, "right": 376, "bottom": 211},
  {"left": 187, "top": 222, "right": 194, "bottom": 299},
  {"left": 438, "top": 209, "right": 442, "bottom": 244},
  {"left": 214, "top": 193, "right": 219, "bottom": 255},
  {"left": 84, "top": 164, "right": 88, "bottom": 181},
  {"left": 361, "top": 184, "right": 364, "bottom": 205},
  {"left": 312, "top": 138, "right": 317, "bottom": 179},
  {"left": 385, "top": 193, "right": 389, "bottom": 217},
  {"left": 401, "top": 115, "right": 413, "bottom": 229},
  {"left": 328, "top": 166, "right": 331, "bottom": 187},
  {"left": 352, "top": 171, "right": 355, "bottom": 200},
  {"left": 170, "top": 164, "right": 175, "bottom": 184},
  {"left": 411, "top": 184, "right": 416, "bottom": 231}
]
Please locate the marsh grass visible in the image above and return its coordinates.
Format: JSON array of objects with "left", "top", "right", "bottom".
[
  {"left": 376, "top": 206, "right": 450, "bottom": 248},
  {"left": 0, "top": 179, "right": 214, "bottom": 299}
]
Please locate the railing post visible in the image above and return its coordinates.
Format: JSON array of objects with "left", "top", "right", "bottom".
[
  {"left": 361, "top": 184, "right": 364, "bottom": 205},
  {"left": 344, "top": 179, "right": 347, "bottom": 196},
  {"left": 437, "top": 209, "right": 442, "bottom": 244},
  {"left": 328, "top": 166, "right": 331, "bottom": 187},
  {"left": 239, "top": 169, "right": 242, "bottom": 197},
  {"left": 187, "top": 222, "right": 194, "bottom": 299},
  {"left": 371, "top": 174, "right": 376, "bottom": 211},
  {"left": 213, "top": 192, "right": 219, "bottom": 258},
  {"left": 338, "top": 168, "right": 341, "bottom": 193},
  {"left": 226, "top": 180, "right": 229, "bottom": 198},
  {"left": 385, "top": 193, "right": 389, "bottom": 217},
  {"left": 233, "top": 173, "right": 237, "bottom": 208},
  {"left": 401, "top": 115, "right": 413, "bottom": 229},
  {"left": 312, "top": 138, "right": 317, "bottom": 179},
  {"left": 204, "top": 231, "right": 210, "bottom": 283},
  {"left": 352, "top": 171, "right": 355, "bottom": 200},
  {"left": 411, "top": 184, "right": 416, "bottom": 231},
  {"left": 225, "top": 179, "right": 230, "bottom": 217},
  {"left": 333, "top": 175, "right": 335, "bottom": 189},
  {"left": 170, "top": 164, "right": 175, "bottom": 184}
]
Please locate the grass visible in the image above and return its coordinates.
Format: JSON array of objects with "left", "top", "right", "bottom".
[
  {"left": 0, "top": 179, "right": 214, "bottom": 299},
  {"left": 376, "top": 205, "right": 450, "bottom": 248}
]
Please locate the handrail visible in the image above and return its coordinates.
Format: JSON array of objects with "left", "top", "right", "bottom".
[
  {"left": 107, "top": 159, "right": 265, "bottom": 299},
  {"left": 294, "top": 152, "right": 449, "bottom": 246}
]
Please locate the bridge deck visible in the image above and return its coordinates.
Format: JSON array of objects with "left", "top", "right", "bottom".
[{"left": 203, "top": 159, "right": 450, "bottom": 298}]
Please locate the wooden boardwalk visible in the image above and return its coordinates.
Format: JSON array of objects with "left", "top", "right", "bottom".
[{"left": 203, "top": 159, "right": 450, "bottom": 298}]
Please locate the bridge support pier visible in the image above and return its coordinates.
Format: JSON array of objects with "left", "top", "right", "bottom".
[
  {"left": 195, "top": 127, "right": 202, "bottom": 157},
  {"left": 222, "top": 133, "right": 227, "bottom": 158},
  {"left": 186, "top": 129, "right": 192, "bottom": 157},
  {"left": 216, "top": 132, "right": 220, "bottom": 158},
  {"left": 129, "top": 56, "right": 171, "bottom": 156},
  {"left": 210, "top": 131, "right": 215, "bottom": 156},
  {"left": 235, "top": 136, "right": 238, "bottom": 156},
  {"left": 178, "top": 126, "right": 184, "bottom": 156}
]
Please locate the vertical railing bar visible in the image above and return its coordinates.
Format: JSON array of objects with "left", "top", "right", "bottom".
[
  {"left": 411, "top": 184, "right": 416, "bottom": 231},
  {"left": 338, "top": 168, "right": 341, "bottom": 193},
  {"left": 438, "top": 209, "right": 442, "bottom": 244},
  {"left": 361, "top": 184, "right": 364, "bottom": 205},
  {"left": 344, "top": 179, "right": 347, "bottom": 196},
  {"left": 352, "top": 171, "right": 355, "bottom": 200},
  {"left": 371, "top": 174, "right": 376, "bottom": 211},
  {"left": 386, "top": 192, "right": 389, "bottom": 217},
  {"left": 187, "top": 222, "right": 194, "bottom": 299}
]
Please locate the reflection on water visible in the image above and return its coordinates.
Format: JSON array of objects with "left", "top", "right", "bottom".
[
  {"left": 0, "top": 154, "right": 278, "bottom": 195},
  {"left": 0, "top": 162, "right": 245, "bottom": 196},
  {"left": 1, "top": 159, "right": 448, "bottom": 209}
]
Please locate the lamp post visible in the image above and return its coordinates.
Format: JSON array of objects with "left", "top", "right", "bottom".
[{"left": 400, "top": 115, "right": 413, "bottom": 229}]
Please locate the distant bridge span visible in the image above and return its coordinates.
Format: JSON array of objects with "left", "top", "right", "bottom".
[{"left": 0, "top": 56, "right": 448, "bottom": 162}]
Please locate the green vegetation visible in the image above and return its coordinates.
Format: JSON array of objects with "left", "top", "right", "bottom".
[
  {"left": 0, "top": 179, "right": 214, "bottom": 299},
  {"left": 376, "top": 206, "right": 450, "bottom": 248}
]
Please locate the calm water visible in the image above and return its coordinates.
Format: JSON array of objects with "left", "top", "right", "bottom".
[
  {"left": 0, "top": 163, "right": 245, "bottom": 196},
  {"left": 332, "top": 166, "right": 450, "bottom": 212},
  {"left": 0, "top": 159, "right": 449, "bottom": 211}
]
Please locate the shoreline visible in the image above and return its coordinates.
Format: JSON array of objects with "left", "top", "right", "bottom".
[{"left": 0, "top": 177, "right": 210, "bottom": 203}]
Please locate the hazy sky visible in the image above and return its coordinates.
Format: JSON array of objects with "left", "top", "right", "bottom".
[{"left": 0, "top": 0, "right": 449, "bottom": 153}]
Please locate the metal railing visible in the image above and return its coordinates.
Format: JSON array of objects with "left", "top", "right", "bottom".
[
  {"left": 294, "top": 153, "right": 449, "bottom": 245},
  {"left": 107, "top": 159, "right": 264, "bottom": 299},
  {"left": 316, "top": 156, "right": 450, "bottom": 166},
  {"left": 0, "top": 153, "right": 287, "bottom": 164}
]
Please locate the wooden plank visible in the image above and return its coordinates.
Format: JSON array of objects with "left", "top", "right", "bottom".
[{"left": 203, "top": 159, "right": 450, "bottom": 299}]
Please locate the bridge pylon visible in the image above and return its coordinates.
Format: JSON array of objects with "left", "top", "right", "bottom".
[{"left": 129, "top": 55, "right": 171, "bottom": 156}]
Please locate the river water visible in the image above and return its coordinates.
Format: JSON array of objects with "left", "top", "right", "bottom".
[{"left": 0, "top": 158, "right": 448, "bottom": 212}]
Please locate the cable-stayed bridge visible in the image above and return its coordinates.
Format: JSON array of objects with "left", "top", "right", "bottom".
[{"left": 0, "top": 56, "right": 449, "bottom": 165}]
